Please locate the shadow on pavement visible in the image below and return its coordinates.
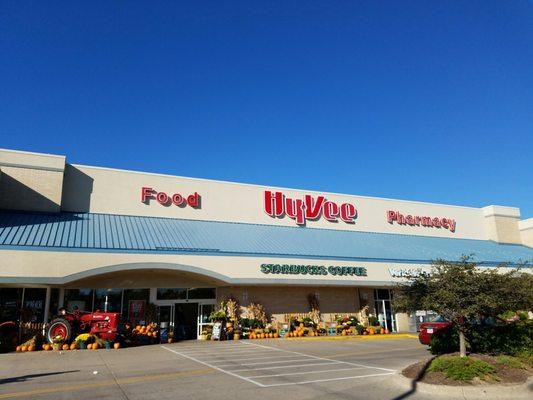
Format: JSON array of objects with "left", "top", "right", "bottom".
[
  {"left": 391, "top": 358, "right": 434, "bottom": 400},
  {"left": 0, "top": 370, "right": 80, "bottom": 385}
]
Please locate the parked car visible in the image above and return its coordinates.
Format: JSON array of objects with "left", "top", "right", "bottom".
[{"left": 418, "top": 316, "right": 452, "bottom": 345}]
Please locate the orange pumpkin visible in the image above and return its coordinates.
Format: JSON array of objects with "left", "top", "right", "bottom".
[
  {"left": 385, "top": 329, "right": 389, "bottom": 334},
  {"left": 167, "top": 338, "right": 174, "bottom": 344},
  {"left": 16, "top": 346, "right": 21, "bottom": 352},
  {"left": 113, "top": 342, "right": 121, "bottom": 349},
  {"left": 87, "top": 343, "right": 93, "bottom": 350},
  {"left": 21, "top": 345, "right": 28, "bottom": 352},
  {"left": 70, "top": 342, "right": 77, "bottom": 350},
  {"left": 274, "top": 333, "right": 279, "bottom": 338},
  {"left": 92, "top": 343, "right": 99, "bottom": 350},
  {"left": 28, "top": 345, "right": 35, "bottom": 352},
  {"left": 62, "top": 344, "right": 69, "bottom": 351}
]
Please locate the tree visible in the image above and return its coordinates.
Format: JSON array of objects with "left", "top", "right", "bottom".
[{"left": 394, "top": 256, "right": 533, "bottom": 357}]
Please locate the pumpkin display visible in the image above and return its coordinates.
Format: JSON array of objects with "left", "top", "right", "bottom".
[
  {"left": 16, "top": 346, "right": 21, "bottom": 352},
  {"left": 70, "top": 342, "right": 77, "bottom": 350},
  {"left": 113, "top": 342, "right": 121, "bottom": 349},
  {"left": 20, "top": 345, "right": 28, "bottom": 352},
  {"left": 87, "top": 343, "right": 93, "bottom": 350},
  {"left": 62, "top": 344, "right": 69, "bottom": 351},
  {"left": 28, "top": 345, "right": 35, "bottom": 352}
]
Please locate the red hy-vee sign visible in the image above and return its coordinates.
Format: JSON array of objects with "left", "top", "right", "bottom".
[{"left": 264, "top": 190, "right": 357, "bottom": 226}]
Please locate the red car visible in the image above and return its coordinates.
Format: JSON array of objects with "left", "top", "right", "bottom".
[{"left": 418, "top": 316, "right": 452, "bottom": 345}]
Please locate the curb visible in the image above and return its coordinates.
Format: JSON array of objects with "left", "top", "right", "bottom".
[
  {"left": 280, "top": 333, "right": 418, "bottom": 341},
  {"left": 391, "top": 372, "right": 533, "bottom": 399}
]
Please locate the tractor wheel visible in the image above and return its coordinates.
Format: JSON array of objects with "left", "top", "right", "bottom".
[{"left": 47, "top": 318, "right": 72, "bottom": 344}]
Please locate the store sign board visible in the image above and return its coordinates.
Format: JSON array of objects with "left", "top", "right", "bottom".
[
  {"left": 387, "top": 211, "right": 456, "bottom": 232},
  {"left": 260, "top": 263, "right": 367, "bottom": 277},
  {"left": 141, "top": 187, "right": 201, "bottom": 208},
  {"left": 264, "top": 190, "right": 357, "bottom": 226},
  {"left": 388, "top": 268, "right": 426, "bottom": 278}
]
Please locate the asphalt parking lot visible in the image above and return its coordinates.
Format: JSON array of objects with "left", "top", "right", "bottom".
[{"left": 0, "top": 336, "right": 437, "bottom": 400}]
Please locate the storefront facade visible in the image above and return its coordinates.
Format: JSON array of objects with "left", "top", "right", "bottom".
[{"left": 1, "top": 148, "right": 532, "bottom": 337}]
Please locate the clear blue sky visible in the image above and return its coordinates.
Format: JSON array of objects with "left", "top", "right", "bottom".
[{"left": 1, "top": 1, "right": 532, "bottom": 217}]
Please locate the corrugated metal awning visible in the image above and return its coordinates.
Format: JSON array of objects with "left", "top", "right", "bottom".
[{"left": 0, "top": 211, "right": 532, "bottom": 265}]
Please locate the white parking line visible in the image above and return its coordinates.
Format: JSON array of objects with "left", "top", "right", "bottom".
[
  {"left": 162, "top": 341, "right": 397, "bottom": 388},
  {"left": 260, "top": 372, "right": 396, "bottom": 387},
  {"left": 241, "top": 341, "right": 396, "bottom": 372},
  {"left": 247, "top": 366, "right": 368, "bottom": 378},
  {"left": 161, "top": 345, "right": 266, "bottom": 387},
  {"left": 207, "top": 354, "right": 313, "bottom": 363},
  {"left": 229, "top": 361, "right": 341, "bottom": 372}
]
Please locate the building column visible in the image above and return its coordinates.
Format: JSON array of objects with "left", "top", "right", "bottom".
[
  {"left": 58, "top": 288, "right": 65, "bottom": 308},
  {"left": 43, "top": 287, "right": 51, "bottom": 323}
]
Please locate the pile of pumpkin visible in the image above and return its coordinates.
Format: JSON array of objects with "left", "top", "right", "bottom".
[
  {"left": 15, "top": 336, "right": 37, "bottom": 352},
  {"left": 286, "top": 323, "right": 307, "bottom": 337},
  {"left": 132, "top": 323, "right": 158, "bottom": 338},
  {"left": 248, "top": 330, "right": 280, "bottom": 339},
  {"left": 363, "top": 326, "right": 390, "bottom": 335}
]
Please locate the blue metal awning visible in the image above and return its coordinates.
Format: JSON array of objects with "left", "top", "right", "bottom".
[{"left": 0, "top": 211, "right": 531, "bottom": 265}]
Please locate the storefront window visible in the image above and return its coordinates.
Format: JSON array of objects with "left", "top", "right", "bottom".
[
  {"left": 22, "top": 288, "right": 47, "bottom": 322},
  {"left": 187, "top": 288, "right": 216, "bottom": 300},
  {"left": 48, "top": 288, "right": 59, "bottom": 320},
  {"left": 0, "top": 288, "right": 23, "bottom": 322},
  {"left": 157, "top": 288, "right": 187, "bottom": 300},
  {"left": 64, "top": 289, "right": 94, "bottom": 312},
  {"left": 374, "top": 289, "right": 392, "bottom": 300},
  {"left": 94, "top": 289, "right": 123, "bottom": 313},
  {"left": 122, "top": 289, "right": 150, "bottom": 323}
]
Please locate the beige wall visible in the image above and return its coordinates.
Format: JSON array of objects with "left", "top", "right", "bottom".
[
  {"left": 61, "top": 163, "right": 491, "bottom": 240},
  {"left": 0, "top": 149, "right": 65, "bottom": 213},
  {"left": 0, "top": 248, "right": 432, "bottom": 287},
  {"left": 519, "top": 218, "right": 533, "bottom": 248},
  {"left": 482, "top": 206, "right": 522, "bottom": 245},
  {"left": 0, "top": 148, "right": 530, "bottom": 244}
]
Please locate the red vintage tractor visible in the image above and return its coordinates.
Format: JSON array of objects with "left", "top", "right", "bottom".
[{"left": 46, "top": 310, "right": 120, "bottom": 343}]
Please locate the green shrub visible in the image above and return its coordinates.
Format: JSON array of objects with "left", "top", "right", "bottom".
[
  {"left": 355, "top": 324, "right": 365, "bottom": 335},
  {"left": 496, "top": 355, "right": 526, "bottom": 369},
  {"left": 429, "top": 356, "right": 495, "bottom": 381},
  {"left": 429, "top": 325, "right": 460, "bottom": 355},
  {"left": 429, "top": 320, "right": 533, "bottom": 357}
]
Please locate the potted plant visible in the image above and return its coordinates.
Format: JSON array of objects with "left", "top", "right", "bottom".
[{"left": 51, "top": 335, "right": 64, "bottom": 351}]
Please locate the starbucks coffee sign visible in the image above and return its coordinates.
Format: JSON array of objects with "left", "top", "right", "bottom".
[{"left": 260, "top": 263, "right": 367, "bottom": 277}]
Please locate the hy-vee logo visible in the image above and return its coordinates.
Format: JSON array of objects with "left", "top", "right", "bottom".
[{"left": 264, "top": 190, "right": 357, "bottom": 226}]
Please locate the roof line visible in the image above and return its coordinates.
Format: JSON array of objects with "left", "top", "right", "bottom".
[
  {"left": 5, "top": 209, "right": 520, "bottom": 246},
  {"left": 0, "top": 244, "right": 529, "bottom": 267}
]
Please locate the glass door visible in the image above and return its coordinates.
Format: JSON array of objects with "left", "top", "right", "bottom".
[
  {"left": 198, "top": 303, "right": 215, "bottom": 338},
  {"left": 374, "top": 289, "right": 397, "bottom": 332}
]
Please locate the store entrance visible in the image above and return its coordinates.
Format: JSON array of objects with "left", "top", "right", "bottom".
[
  {"left": 174, "top": 303, "right": 198, "bottom": 340},
  {"left": 374, "top": 289, "right": 397, "bottom": 332}
]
